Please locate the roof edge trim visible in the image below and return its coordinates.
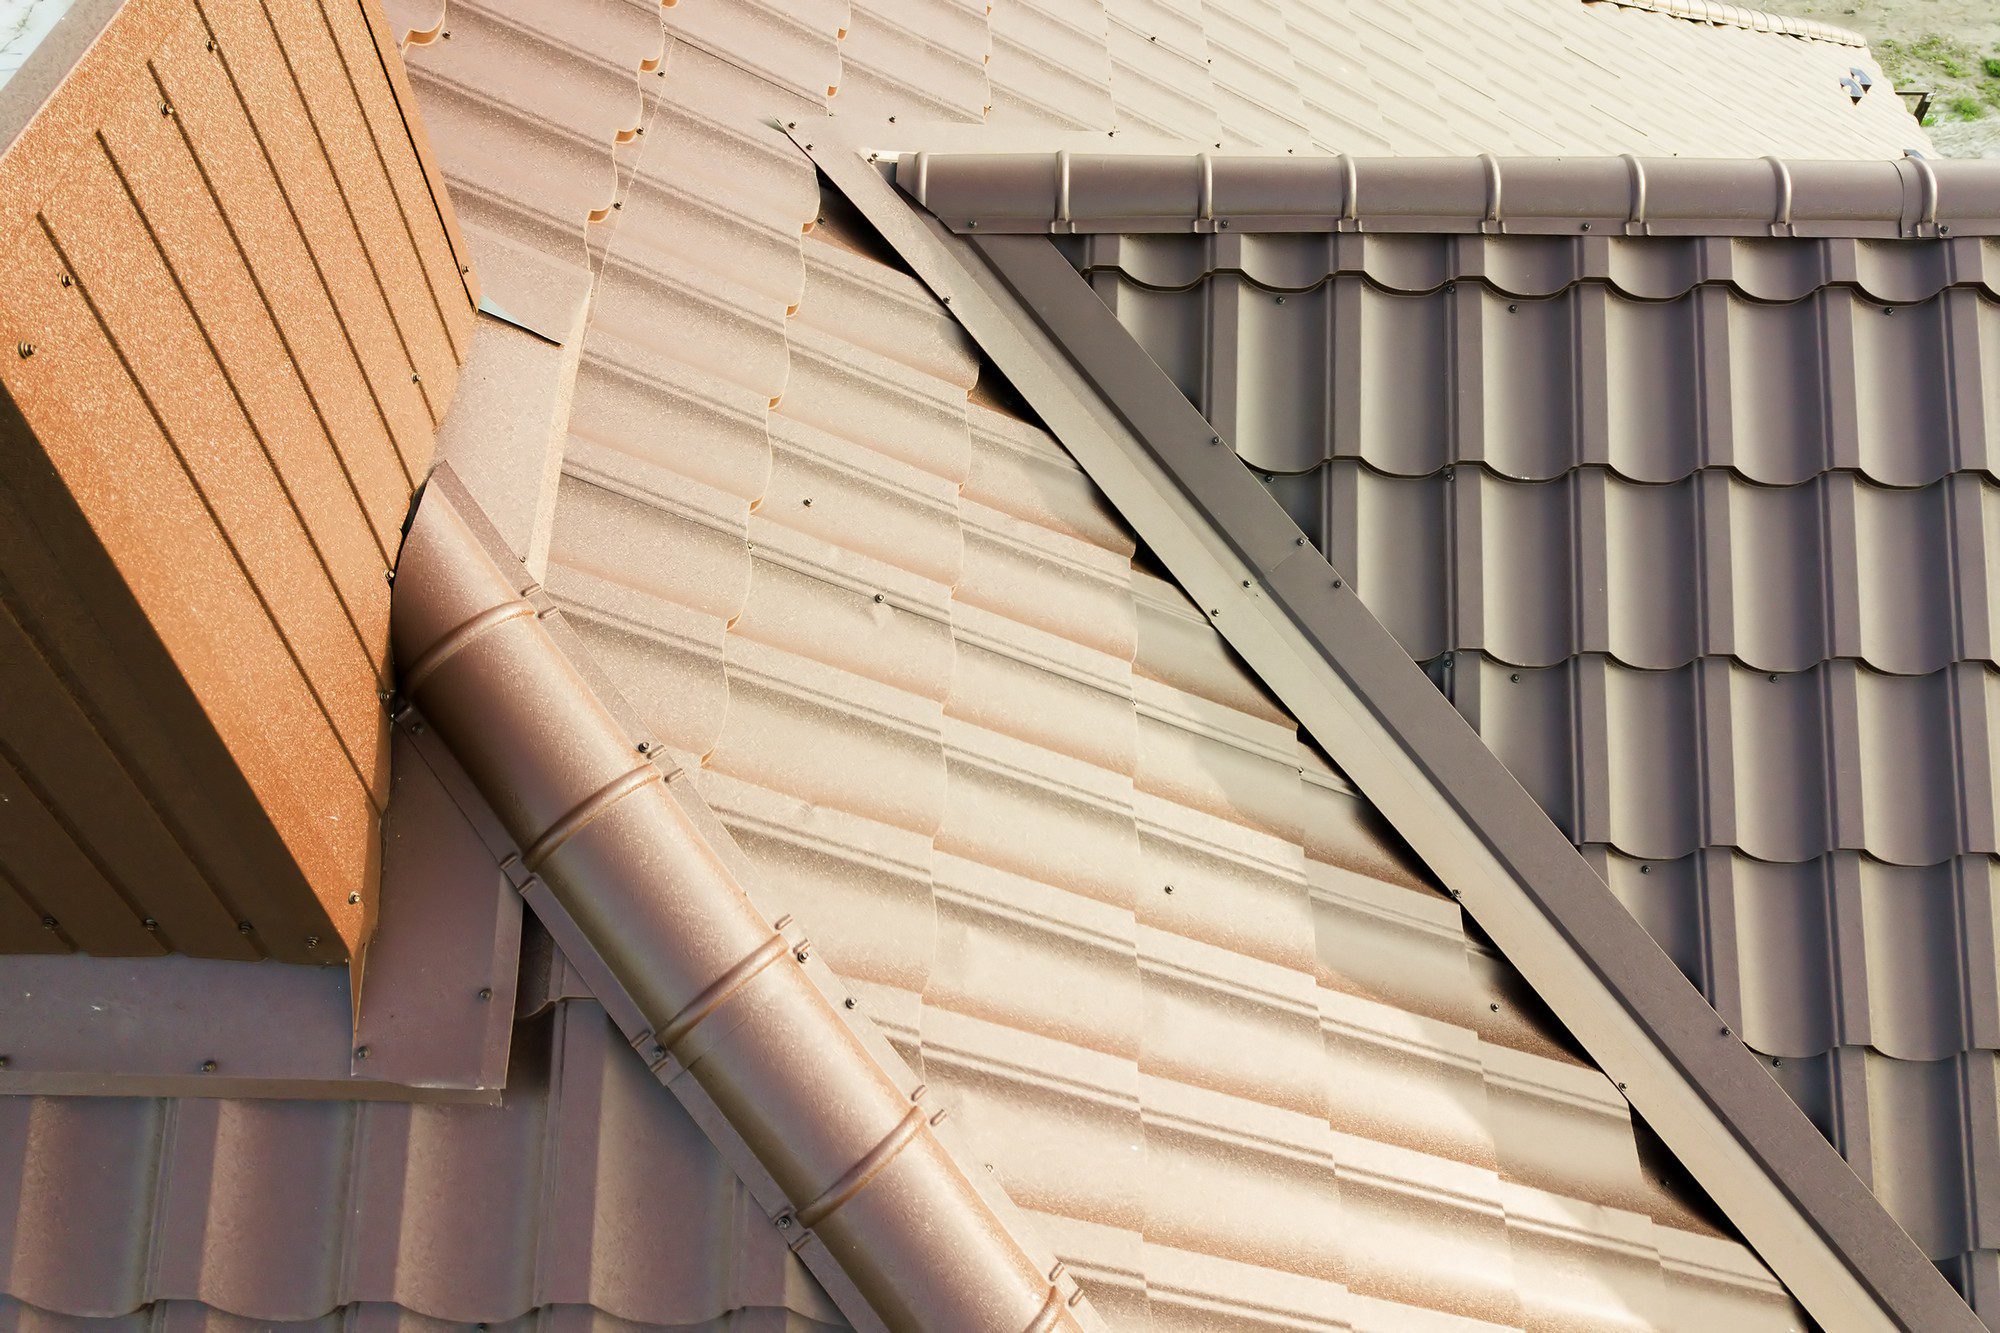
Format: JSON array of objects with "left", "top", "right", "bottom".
[
  {"left": 1591, "top": 0, "right": 1864, "bottom": 47},
  {"left": 390, "top": 465, "right": 1101, "bottom": 1333},
  {"left": 895, "top": 153, "right": 1992, "bottom": 237},
  {"left": 795, "top": 128, "right": 1979, "bottom": 1333}
]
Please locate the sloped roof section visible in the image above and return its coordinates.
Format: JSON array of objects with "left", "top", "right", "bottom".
[{"left": 872, "top": 146, "right": 2000, "bottom": 1327}]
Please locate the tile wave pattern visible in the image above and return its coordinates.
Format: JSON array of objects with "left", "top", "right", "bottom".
[
  {"left": 0, "top": 0, "right": 1946, "bottom": 1327},
  {"left": 1062, "top": 219, "right": 2000, "bottom": 1314}
]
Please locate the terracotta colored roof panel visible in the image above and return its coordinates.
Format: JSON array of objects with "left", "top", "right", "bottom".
[{"left": 0, "top": 0, "right": 471, "bottom": 962}]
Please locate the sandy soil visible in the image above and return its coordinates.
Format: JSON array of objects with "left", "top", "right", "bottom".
[{"left": 1794, "top": 0, "right": 2000, "bottom": 156}]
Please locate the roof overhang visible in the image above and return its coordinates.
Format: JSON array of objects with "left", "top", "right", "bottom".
[{"left": 793, "top": 131, "right": 1997, "bottom": 1333}]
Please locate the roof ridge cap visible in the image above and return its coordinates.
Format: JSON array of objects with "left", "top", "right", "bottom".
[{"left": 1590, "top": 0, "right": 1867, "bottom": 48}]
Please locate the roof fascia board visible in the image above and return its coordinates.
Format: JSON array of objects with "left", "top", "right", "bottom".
[
  {"left": 391, "top": 465, "right": 1102, "bottom": 1333},
  {"left": 788, "top": 126, "right": 1976, "bottom": 1333},
  {"left": 893, "top": 151, "right": 1999, "bottom": 237}
]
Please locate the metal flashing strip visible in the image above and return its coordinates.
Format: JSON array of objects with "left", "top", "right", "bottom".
[
  {"left": 0, "top": 728, "right": 521, "bottom": 1102},
  {"left": 391, "top": 465, "right": 1101, "bottom": 1333},
  {"left": 894, "top": 151, "right": 2000, "bottom": 236},
  {"left": 792, "top": 129, "right": 1980, "bottom": 1333}
]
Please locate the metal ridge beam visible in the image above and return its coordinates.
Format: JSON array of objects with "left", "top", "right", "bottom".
[
  {"left": 790, "top": 127, "right": 1978, "bottom": 1333},
  {"left": 893, "top": 151, "right": 1993, "bottom": 237},
  {"left": 391, "top": 465, "right": 1098, "bottom": 1333}
]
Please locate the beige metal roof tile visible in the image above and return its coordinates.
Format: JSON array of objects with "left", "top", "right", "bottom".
[
  {"left": 798, "top": 233, "right": 981, "bottom": 391},
  {"left": 1138, "top": 795, "right": 1316, "bottom": 975},
  {"left": 1327, "top": 1130, "right": 1521, "bottom": 1324},
  {"left": 987, "top": 0, "right": 1116, "bottom": 132},
  {"left": 550, "top": 453, "right": 750, "bottom": 623},
  {"left": 965, "top": 402, "right": 1136, "bottom": 557},
  {"left": 939, "top": 715, "right": 1143, "bottom": 910},
  {"left": 546, "top": 560, "right": 731, "bottom": 760},
  {"left": 734, "top": 543, "right": 956, "bottom": 707},
  {"left": 1138, "top": 924, "right": 1323, "bottom": 1116},
  {"left": 1134, "top": 675, "right": 1306, "bottom": 845},
  {"left": 663, "top": 0, "right": 846, "bottom": 107},
  {"left": 714, "top": 634, "right": 948, "bottom": 838},
  {"left": 1318, "top": 987, "right": 1499, "bottom": 1174},
  {"left": 1103, "top": 0, "right": 1221, "bottom": 143},
  {"left": 948, "top": 603, "right": 1138, "bottom": 776},
  {"left": 957, "top": 498, "right": 1138, "bottom": 663},
  {"left": 761, "top": 412, "right": 963, "bottom": 590},
  {"left": 834, "top": 0, "right": 991, "bottom": 126}
]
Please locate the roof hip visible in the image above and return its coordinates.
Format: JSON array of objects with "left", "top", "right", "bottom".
[{"left": 390, "top": 465, "right": 1099, "bottom": 1333}]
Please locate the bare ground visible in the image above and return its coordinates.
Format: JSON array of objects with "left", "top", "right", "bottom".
[{"left": 1794, "top": 0, "right": 2000, "bottom": 156}]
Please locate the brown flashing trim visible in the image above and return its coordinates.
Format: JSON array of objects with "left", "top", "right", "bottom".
[
  {"left": 896, "top": 152, "right": 1996, "bottom": 237},
  {"left": 1593, "top": 0, "right": 1864, "bottom": 47},
  {"left": 391, "top": 465, "right": 1101, "bottom": 1333},
  {"left": 792, "top": 128, "right": 1981, "bottom": 1333},
  {"left": 0, "top": 727, "right": 520, "bottom": 1101}
]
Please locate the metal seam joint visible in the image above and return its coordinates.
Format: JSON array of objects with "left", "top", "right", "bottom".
[
  {"left": 656, "top": 932, "right": 790, "bottom": 1050},
  {"left": 523, "top": 762, "right": 664, "bottom": 870}
]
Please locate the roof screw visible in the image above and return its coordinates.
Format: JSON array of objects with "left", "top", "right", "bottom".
[
  {"left": 1884, "top": 306, "right": 1895, "bottom": 316},
  {"left": 651, "top": 1044, "right": 666, "bottom": 1061},
  {"left": 1509, "top": 673, "right": 1520, "bottom": 683},
  {"left": 354, "top": 1045, "right": 369, "bottom": 1059},
  {"left": 844, "top": 997, "right": 857, "bottom": 1009},
  {"left": 1719, "top": 1025, "right": 1732, "bottom": 1038},
  {"left": 1639, "top": 863, "right": 1650, "bottom": 874},
  {"left": 967, "top": 219, "right": 979, "bottom": 228},
  {"left": 1615, "top": 1081, "right": 1627, "bottom": 1092},
  {"left": 1768, "top": 673, "right": 1778, "bottom": 682},
  {"left": 1447, "top": 888, "right": 1462, "bottom": 900},
  {"left": 873, "top": 592, "right": 885, "bottom": 603},
  {"left": 238, "top": 921, "right": 253, "bottom": 934},
  {"left": 1580, "top": 222, "right": 1591, "bottom": 231},
  {"left": 1331, "top": 578, "right": 1342, "bottom": 589},
  {"left": 142, "top": 917, "right": 158, "bottom": 931},
  {"left": 1445, "top": 282, "right": 1455, "bottom": 293},
  {"left": 159, "top": 101, "right": 172, "bottom": 116},
  {"left": 636, "top": 740, "right": 652, "bottom": 755},
  {"left": 1241, "top": 580, "right": 1251, "bottom": 589},
  {"left": 801, "top": 497, "right": 813, "bottom": 507},
  {"left": 348, "top": 892, "right": 361, "bottom": 905},
  {"left": 1275, "top": 295, "right": 1286, "bottom": 305},
  {"left": 1210, "top": 435, "right": 1222, "bottom": 446},
  {"left": 1507, "top": 304, "right": 1518, "bottom": 314},
  {"left": 478, "top": 986, "right": 493, "bottom": 1001},
  {"left": 1295, "top": 536, "right": 1305, "bottom": 547},
  {"left": 384, "top": 568, "right": 396, "bottom": 584},
  {"left": 58, "top": 272, "right": 71, "bottom": 288},
  {"left": 794, "top": 947, "right": 810, "bottom": 964},
  {"left": 1164, "top": 884, "right": 1174, "bottom": 894},
  {"left": 199, "top": 1059, "right": 216, "bottom": 1073},
  {"left": 1772, "top": 1056, "right": 1783, "bottom": 1066},
  {"left": 40, "top": 916, "right": 56, "bottom": 930},
  {"left": 1940, "top": 225, "right": 1951, "bottom": 235},
  {"left": 1489, "top": 1002, "right": 1499, "bottom": 1012},
  {"left": 205, "top": 35, "right": 214, "bottom": 51},
  {"left": 305, "top": 935, "right": 319, "bottom": 949},
  {"left": 16, "top": 342, "right": 33, "bottom": 359},
  {"left": 411, "top": 372, "right": 421, "bottom": 384},
  {"left": 1218, "top": 219, "right": 1230, "bottom": 230},
  {"left": 0, "top": 1057, "right": 9, "bottom": 1069},
  {"left": 776, "top": 1215, "right": 793, "bottom": 1230}
]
